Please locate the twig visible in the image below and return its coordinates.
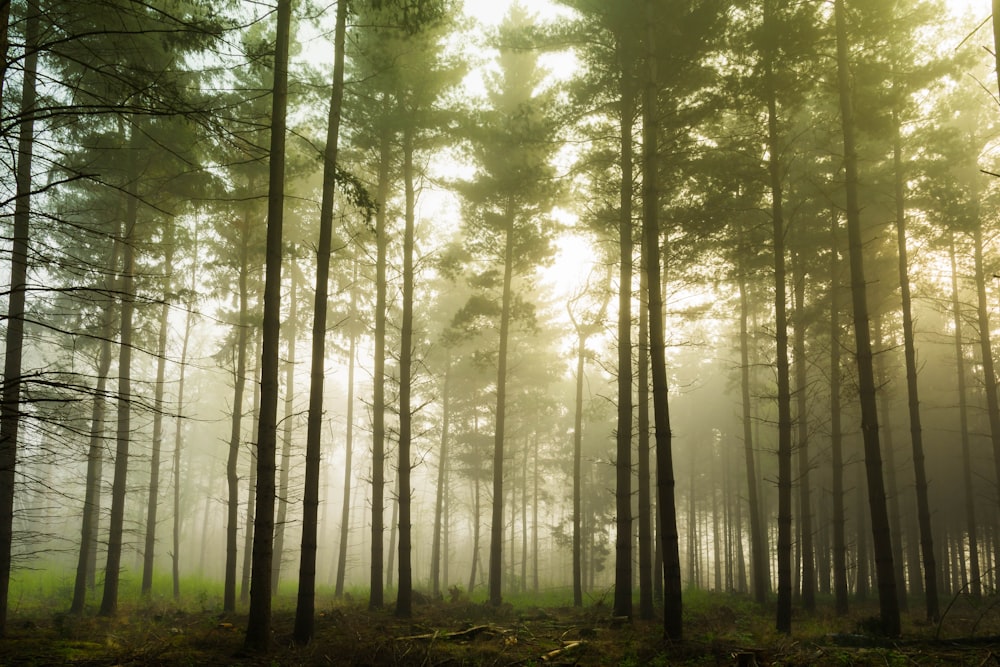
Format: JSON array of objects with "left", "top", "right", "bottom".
[{"left": 542, "top": 640, "right": 583, "bottom": 662}]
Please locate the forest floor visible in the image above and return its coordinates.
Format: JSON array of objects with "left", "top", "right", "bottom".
[{"left": 3, "top": 585, "right": 1000, "bottom": 666}]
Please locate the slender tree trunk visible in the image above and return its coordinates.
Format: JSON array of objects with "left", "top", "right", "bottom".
[
  {"left": 469, "top": 476, "right": 481, "bottom": 594},
  {"left": 614, "top": 32, "right": 635, "bottom": 621},
  {"left": 970, "top": 189, "right": 1000, "bottom": 570},
  {"left": 273, "top": 268, "right": 298, "bottom": 595},
  {"left": 225, "top": 229, "right": 251, "bottom": 613},
  {"left": 172, "top": 244, "right": 197, "bottom": 601},
  {"left": 835, "top": 0, "right": 900, "bottom": 635},
  {"left": 791, "top": 246, "right": 815, "bottom": 611},
  {"left": 738, "top": 267, "right": 767, "bottom": 605},
  {"left": 829, "top": 215, "right": 849, "bottom": 615},
  {"left": 387, "top": 474, "right": 398, "bottom": 589},
  {"left": 0, "top": 2, "right": 36, "bottom": 633},
  {"left": 244, "top": 0, "right": 292, "bottom": 649},
  {"left": 572, "top": 331, "right": 585, "bottom": 607},
  {"left": 99, "top": 125, "right": 139, "bottom": 618},
  {"left": 241, "top": 334, "right": 262, "bottom": 604},
  {"left": 430, "top": 355, "right": 450, "bottom": 598},
  {"left": 643, "top": 0, "right": 681, "bottom": 639},
  {"left": 395, "top": 124, "right": 416, "bottom": 619},
  {"left": 638, "top": 244, "right": 653, "bottom": 618},
  {"left": 488, "top": 200, "right": 515, "bottom": 607},
  {"left": 874, "top": 315, "right": 908, "bottom": 609},
  {"left": 892, "top": 109, "right": 938, "bottom": 620},
  {"left": 370, "top": 121, "right": 390, "bottom": 612},
  {"left": 142, "top": 237, "right": 175, "bottom": 597},
  {"left": 532, "top": 435, "right": 538, "bottom": 593},
  {"left": 71, "top": 233, "right": 121, "bottom": 614},
  {"left": 763, "top": 14, "right": 794, "bottom": 632},
  {"left": 294, "top": 1, "right": 347, "bottom": 641},
  {"left": 336, "top": 267, "right": 357, "bottom": 598},
  {"left": 950, "top": 233, "right": 981, "bottom": 598}
]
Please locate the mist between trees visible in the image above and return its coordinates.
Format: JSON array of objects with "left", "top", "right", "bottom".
[{"left": 0, "top": 0, "right": 997, "bottom": 652}]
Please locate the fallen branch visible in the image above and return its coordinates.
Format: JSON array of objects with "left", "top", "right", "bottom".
[
  {"left": 542, "top": 640, "right": 584, "bottom": 662},
  {"left": 396, "top": 625, "right": 493, "bottom": 641}
]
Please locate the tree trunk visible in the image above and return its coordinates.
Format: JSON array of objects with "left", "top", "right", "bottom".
[
  {"left": 225, "top": 227, "right": 251, "bottom": 614},
  {"left": 614, "top": 31, "right": 635, "bottom": 621},
  {"left": 950, "top": 233, "right": 980, "bottom": 598},
  {"left": 892, "top": 109, "right": 938, "bottom": 620},
  {"left": 172, "top": 242, "right": 197, "bottom": 601},
  {"left": 791, "top": 245, "right": 814, "bottom": 611},
  {"left": 395, "top": 123, "right": 415, "bottom": 619},
  {"left": 488, "top": 199, "right": 515, "bottom": 607},
  {"left": 0, "top": 1, "right": 36, "bottom": 633},
  {"left": 335, "top": 266, "right": 357, "bottom": 598},
  {"left": 241, "top": 334, "right": 262, "bottom": 604},
  {"left": 643, "top": 0, "right": 681, "bottom": 639},
  {"left": 293, "top": 0, "right": 346, "bottom": 641},
  {"left": 738, "top": 266, "right": 767, "bottom": 605},
  {"left": 370, "top": 120, "right": 390, "bottom": 612},
  {"left": 970, "top": 187, "right": 1000, "bottom": 576},
  {"left": 638, "top": 240, "right": 653, "bottom": 618},
  {"left": 99, "top": 125, "right": 139, "bottom": 618},
  {"left": 71, "top": 232, "right": 121, "bottom": 614},
  {"left": 244, "top": 0, "right": 292, "bottom": 650},
  {"left": 829, "top": 214, "right": 849, "bottom": 615},
  {"left": 763, "top": 8, "right": 794, "bottom": 631},
  {"left": 469, "top": 477, "right": 480, "bottom": 595},
  {"left": 142, "top": 237, "right": 175, "bottom": 597},
  {"left": 572, "top": 331, "right": 585, "bottom": 607},
  {"left": 272, "top": 267, "right": 298, "bottom": 595},
  {"left": 430, "top": 355, "right": 450, "bottom": 598},
  {"left": 835, "top": 0, "right": 900, "bottom": 635}
]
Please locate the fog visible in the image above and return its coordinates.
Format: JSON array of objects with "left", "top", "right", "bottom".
[{"left": 1, "top": 0, "right": 998, "bottom": 647}]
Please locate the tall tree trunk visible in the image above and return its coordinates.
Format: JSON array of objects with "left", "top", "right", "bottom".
[
  {"left": 614, "top": 31, "right": 635, "bottom": 622},
  {"left": 99, "top": 124, "right": 139, "bottom": 618},
  {"left": 971, "top": 187, "right": 1000, "bottom": 570},
  {"left": 336, "top": 266, "right": 357, "bottom": 598},
  {"left": 244, "top": 0, "right": 292, "bottom": 649},
  {"left": 0, "top": 2, "right": 36, "bottom": 633},
  {"left": 395, "top": 124, "right": 415, "bottom": 619},
  {"left": 791, "top": 245, "right": 815, "bottom": 611},
  {"left": 430, "top": 354, "right": 450, "bottom": 598},
  {"left": 643, "top": 0, "right": 681, "bottom": 639},
  {"left": 370, "top": 120, "right": 390, "bottom": 611},
  {"left": 488, "top": 200, "right": 515, "bottom": 607},
  {"left": 225, "top": 228, "right": 251, "bottom": 614},
  {"left": 172, "top": 240, "right": 197, "bottom": 601},
  {"left": 572, "top": 330, "right": 585, "bottom": 607},
  {"left": 763, "top": 4, "right": 794, "bottom": 631},
  {"left": 835, "top": 0, "right": 900, "bottom": 635},
  {"left": 829, "top": 215, "right": 849, "bottom": 615},
  {"left": 273, "top": 268, "right": 298, "bottom": 595},
  {"left": 874, "top": 315, "right": 908, "bottom": 609},
  {"left": 71, "top": 232, "right": 121, "bottom": 614},
  {"left": 142, "top": 237, "right": 176, "bottom": 596},
  {"left": 738, "top": 265, "right": 767, "bottom": 605},
  {"left": 469, "top": 476, "right": 480, "bottom": 594},
  {"left": 241, "top": 334, "right": 262, "bottom": 604},
  {"left": 950, "top": 233, "right": 981, "bottom": 598},
  {"left": 294, "top": 0, "right": 346, "bottom": 641},
  {"left": 638, "top": 240, "right": 653, "bottom": 618},
  {"left": 892, "top": 108, "right": 938, "bottom": 620}
]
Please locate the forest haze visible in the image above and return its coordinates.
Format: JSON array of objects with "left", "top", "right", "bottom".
[{"left": 2, "top": 0, "right": 1000, "bottom": 659}]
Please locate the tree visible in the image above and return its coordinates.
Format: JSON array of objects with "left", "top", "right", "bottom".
[
  {"left": 456, "top": 3, "right": 559, "bottom": 607},
  {"left": 244, "top": 0, "right": 292, "bottom": 650},
  {"left": 0, "top": 0, "right": 38, "bottom": 634},
  {"left": 294, "top": 0, "right": 348, "bottom": 643},
  {"left": 643, "top": 0, "right": 682, "bottom": 640},
  {"left": 834, "top": 0, "right": 900, "bottom": 636}
]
